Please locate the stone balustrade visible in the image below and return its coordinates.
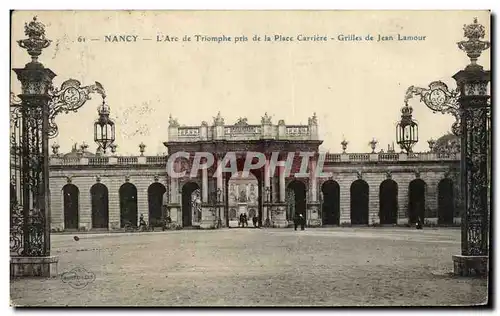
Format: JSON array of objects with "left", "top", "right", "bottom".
[{"left": 49, "top": 152, "right": 459, "bottom": 167}]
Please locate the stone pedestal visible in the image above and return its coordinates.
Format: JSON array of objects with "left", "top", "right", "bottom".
[
  {"left": 271, "top": 204, "right": 288, "bottom": 228},
  {"left": 166, "top": 204, "right": 180, "bottom": 226},
  {"left": 452, "top": 255, "right": 488, "bottom": 277},
  {"left": 307, "top": 203, "right": 321, "bottom": 227},
  {"left": 11, "top": 256, "right": 59, "bottom": 278},
  {"left": 200, "top": 206, "right": 216, "bottom": 229}
]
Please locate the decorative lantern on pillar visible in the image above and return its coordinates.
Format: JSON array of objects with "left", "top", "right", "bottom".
[
  {"left": 396, "top": 104, "right": 419, "bottom": 153},
  {"left": 94, "top": 99, "right": 115, "bottom": 154}
]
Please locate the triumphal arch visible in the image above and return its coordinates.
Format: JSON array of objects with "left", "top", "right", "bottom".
[{"left": 164, "top": 112, "right": 322, "bottom": 228}]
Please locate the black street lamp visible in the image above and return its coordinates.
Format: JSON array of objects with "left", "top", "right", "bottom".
[
  {"left": 216, "top": 188, "right": 223, "bottom": 228},
  {"left": 94, "top": 99, "right": 115, "bottom": 154},
  {"left": 405, "top": 18, "right": 490, "bottom": 276},
  {"left": 396, "top": 104, "right": 419, "bottom": 153}
]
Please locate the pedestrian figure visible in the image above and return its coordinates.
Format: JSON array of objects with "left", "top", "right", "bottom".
[
  {"left": 294, "top": 212, "right": 300, "bottom": 231},
  {"left": 416, "top": 216, "right": 423, "bottom": 230},
  {"left": 252, "top": 216, "right": 258, "bottom": 227},
  {"left": 299, "top": 214, "right": 305, "bottom": 230},
  {"left": 239, "top": 213, "right": 244, "bottom": 227},
  {"left": 243, "top": 213, "right": 248, "bottom": 227},
  {"left": 139, "top": 214, "right": 147, "bottom": 231}
]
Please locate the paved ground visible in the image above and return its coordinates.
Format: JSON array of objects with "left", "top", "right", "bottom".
[{"left": 10, "top": 227, "right": 488, "bottom": 307}]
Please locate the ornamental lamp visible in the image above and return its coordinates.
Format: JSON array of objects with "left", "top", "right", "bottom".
[
  {"left": 396, "top": 104, "right": 419, "bottom": 154},
  {"left": 94, "top": 99, "right": 115, "bottom": 153}
]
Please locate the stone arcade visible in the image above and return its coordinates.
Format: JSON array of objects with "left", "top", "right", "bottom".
[{"left": 45, "top": 112, "right": 461, "bottom": 231}]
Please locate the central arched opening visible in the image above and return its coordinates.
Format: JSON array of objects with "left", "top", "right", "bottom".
[
  {"left": 438, "top": 178, "right": 454, "bottom": 225},
  {"left": 321, "top": 180, "right": 340, "bottom": 225},
  {"left": 227, "top": 170, "right": 259, "bottom": 227},
  {"left": 148, "top": 182, "right": 167, "bottom": 226},
  {"left": 409, "top": 179, "right": 426, "bottom": 224},
  {"left": 379, "top": 179, "right": 398, "bottom": 224},
  {"left": 63, "top": 184, "right": 79, "bottom": 230},
  {"left": 287, "top": 180, "right": 307, "bottom": 222},
  {"left": 90, "top": 183, "right": 109, "bottom": 230},
  {"left": 350, "top": 179, "right": 369, "bottom": 225},
  {"left": 119, "top": 182, "right": 138, "bottom": 228},
  {"left": 181, "top": 182, "right": 200, "bottom": 227}
]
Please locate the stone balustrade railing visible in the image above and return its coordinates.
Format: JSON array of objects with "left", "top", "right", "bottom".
[
  {"left": 171, "top": 122, "right": 317, "bottom": 142},
  {"left": 49, "top": 152, "right": 460, "bottom": 166}
]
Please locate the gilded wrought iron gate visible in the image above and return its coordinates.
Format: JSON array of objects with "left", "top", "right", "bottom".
[{"left": 10, "top": 93, "right": 48, "bottom": 257}]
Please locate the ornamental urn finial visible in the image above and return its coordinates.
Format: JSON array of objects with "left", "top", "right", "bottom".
[
  {"left": 369, "top": 138, "right": 378, "bottom": 153},
  {"left": 169, "top": 114, "right": 179, "bottom": 128},
  {"left": 51, "top": 142, "right": 60, "bottom": 156},
  {"left": 17, "top": 16, "right": 51, "bottom": 64},
  {"left": 341, "top": 139, "right": 348, "bottom": 153},
  {"left": 457, "top": 18, "right": 490, "bottom": 68},
  {"left": 139, "top": 142, "right": 146, "bottom": 156},
  {"left": 213, "top": 112, "right": 225, "bottom": 126},
  {"left": 261, "top": 112, "right": 272, "bottom": 125},
  {"left": 427, "top": 138, "right": 436, "bottom": 152}
]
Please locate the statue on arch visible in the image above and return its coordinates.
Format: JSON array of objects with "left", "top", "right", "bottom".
[{"left": 239, "top": 190, "right": 247, "bottom": 203}]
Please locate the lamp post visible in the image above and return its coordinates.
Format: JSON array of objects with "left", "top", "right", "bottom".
[
  {"left": 10, "top": 17, "right": 106, "bottom": 277},
  {"left": 405, "top": 18, "right": 490, "bottom": 276},
  {"left": 94, "top": 99, "right": 115, "bottom": 154},
  {"left": 396, "top": 104, "right": 419, "bottom": 154},
  {"left": 264, "top": 186, "right": 271, "bottom": 227},
  {"left": 216, "top": 188, "right": 223, "bottom": 228}
]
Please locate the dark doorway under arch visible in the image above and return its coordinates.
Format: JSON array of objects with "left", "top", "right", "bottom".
[
  {"left": 148, "top": 182, "right": 166, "bottom": 225},
  {"left": 63, "top": 184, "right": 79, "bottom": 230},
  {"left": 120, "top": 183, "right": 138, "bottom": 228},
  {"left": 438, "top": 178, "right": 454, "bottom": 225},
  {"left": 409, "top": 179, "right": 426, "bottom": 224},
  {"left": 322, "top": 180, "right": 340, "bottom": 225},
  {"left": 287, "top": 180, "right": 307, "bottom": 222},
  {"left": 379, "top": 179, "right": 398, "bottom": 224},
  {"left": 90, "top": 183, "right": 109, "bottom": 229},
  {"left": 181, "top": 182, "right": 200, "bottom": 227},
  {"left": 350, "top": 179, "right": 369, "bottom": 225}
]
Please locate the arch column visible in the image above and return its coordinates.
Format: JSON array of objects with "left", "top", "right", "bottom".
[{"left": 307, "top": 157, "right": 321, "bottom": 227}]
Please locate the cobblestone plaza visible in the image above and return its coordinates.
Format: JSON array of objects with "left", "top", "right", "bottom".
[{"left": 10, "top": 228, "right": 486, "bottom": 306}]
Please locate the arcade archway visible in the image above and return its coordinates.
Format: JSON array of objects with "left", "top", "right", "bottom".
[
  {"left": 350, "top": 179, "right": 369, "bottom": 225},
  {"left": 438, "top": 178, "right": 454, "bottom": 225},
  {"left": 148, "top": 182, "right": 166, "bottom": 225},
  {"left": 181, "top": 182, "right": 200, "bottom": 227},
  {"left": 287, "top": 180, "right": 307, "bottom": 221},
  {"left": 63, "top": 184, "right": 79, "bottom": 230},
  {"left": 321, "top": 180, "right": 340, "bottom": 225},
  {"left": 90, "top": 183, "right": 109, "bottom": 229},
  {"left": 227, "top": 170, "right": 260, "bottom": 227},
  {"left": 409, "top": 179, "right": 426, "bottom": 224},
  {"left": 119, "top": 183, "right": 138, "bottom": 228},
  {"left": 379, "top": 179, "right": 398, "bottom": 224}
]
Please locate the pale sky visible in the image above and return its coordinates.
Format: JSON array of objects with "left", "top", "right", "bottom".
[{"left": 10, "top": 10, "right": 491, "bottom": 155}]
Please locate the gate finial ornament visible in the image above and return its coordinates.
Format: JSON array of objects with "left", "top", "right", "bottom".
[{"left": 458, "top": 18, "right": 490, "bottom": 68}]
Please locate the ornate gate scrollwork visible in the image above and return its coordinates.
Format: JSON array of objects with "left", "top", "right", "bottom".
[{"left": 48, "top": 79, "right": 106, "bottom": 138}]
